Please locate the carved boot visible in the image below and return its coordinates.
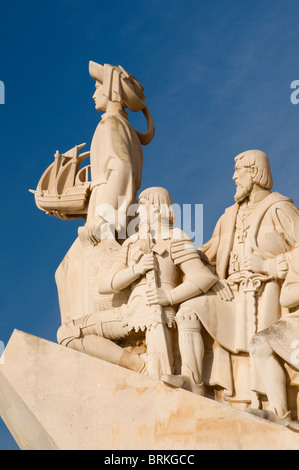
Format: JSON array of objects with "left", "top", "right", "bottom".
[
  {"left": 166, "top": 306, "right": 205, "bottom": 395},
  {"left": 161, "top": 373, "right": 204, "bottom": 396},
  {"left": 57, "top": 318, "right": 146, "bottom": 374}
]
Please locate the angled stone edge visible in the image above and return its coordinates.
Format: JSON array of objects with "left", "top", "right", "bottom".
[
  {"left": 0, "top": 371, "right": 59, "bottom": 450},
  {"left": 0, "top": 329, "right": 299, "bottom": 450}
]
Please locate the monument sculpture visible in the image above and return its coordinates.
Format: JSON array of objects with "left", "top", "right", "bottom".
[
  {"left": 248, "top": 245, "right": 299, "bottom": 431},
  {"left": 162, "top": 150, "right": 299, "bottom": 416},
  {"left": 2, "top": 61, "right": 299, "bottom": 450},
  {"left": 86, "top": 61, "right": 155, "bottom": 243},
  {"left": 57, "top": 186, "right": 217, "bottom": 380}
]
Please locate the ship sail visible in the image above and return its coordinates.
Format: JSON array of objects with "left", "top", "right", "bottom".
[{"left": 30, "top": 143, "right": 91, "bottom": 220}]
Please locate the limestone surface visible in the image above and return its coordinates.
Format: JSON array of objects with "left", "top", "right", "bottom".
[{"left": 1, "top": 329, "right": 299, "bottom": 450}]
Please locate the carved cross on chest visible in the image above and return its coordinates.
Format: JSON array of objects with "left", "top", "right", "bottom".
[
  {"left": 236, "top": 230, "right": 247, "bottom": 244},
  {"left": 235, "top": 206, "right": 255, "bottom": 244}
]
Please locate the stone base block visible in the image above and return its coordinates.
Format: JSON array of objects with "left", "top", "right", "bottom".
[{"left": 1, "top": 329, "right": 299, "bottom": 450}]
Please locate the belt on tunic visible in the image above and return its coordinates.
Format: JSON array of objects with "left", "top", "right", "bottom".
[
  {"left": 227, "top": 271, "right": 273, "bottom": 339},
  {"left": 91, "top": 178, "right": 108, "bottom": 190}
]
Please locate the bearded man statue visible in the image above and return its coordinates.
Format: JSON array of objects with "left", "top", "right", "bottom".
[{"left": 162, "top": 150, "right": 299, "bottom": 408}]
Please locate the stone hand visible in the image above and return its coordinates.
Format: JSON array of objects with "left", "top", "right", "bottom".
[
  {"left": 243, "top": 253, "right": 266, "bottom": 273},
  {"left": 212, "top": 279, "right": 234, "bottom": 301},
  {"left": 146, "top": 287, "right": 170, "bottom": 306},
  {"left": 86, "top": 223, "right": 101, "bottom": 246},
  {"left": 86, "top": 218, "right": 110, "bottom": 246},
  {"left": 134, "top": 253, "right": 158, "bottom": 276}
]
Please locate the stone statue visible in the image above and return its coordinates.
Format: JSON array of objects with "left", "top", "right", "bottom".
[
  {"left": 86, "top": 62, "right": 155, "bottom": 243},
  {"left": 57, "top": 186, "right": 217, "bottom": 379},
  {"left": 30, "top": 61, "right": 155, "bottom": 235},
  {"left": 30, "top": 61, "right": 158, "bottom": 343},
  {"left": 162, "top": 150, "right": 299, "bottom": 406},
  {"left": 248, "top": 246, "right": 299, "bottom": 431},
  {"left": 8, "top": 51, "right": 299, "bottom": 450}
]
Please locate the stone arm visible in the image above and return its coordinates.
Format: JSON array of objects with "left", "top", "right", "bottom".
[
  {"left": 166, "top": 257, "right": 218, "bottom": 306},
  {"left": 280, "top": 282, "right": 299, "bottom": 309},
  {"left": 280, "top": 248, "right": 299, "bottom": 309},
  {"left": 146, "top": 236, "right": 218, "bottom": 307},
  {"left": 244, "top": 202, "right": 299, "bottom": 280},
  {"left": 98, "top": 246, "right": 157, "bottom": 294}
]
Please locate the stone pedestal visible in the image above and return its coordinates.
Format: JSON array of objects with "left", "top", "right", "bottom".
[{"left": 1, "top": 329, "right": 299, "bottom": 450}]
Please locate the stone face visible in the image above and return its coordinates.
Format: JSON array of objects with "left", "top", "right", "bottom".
[{"left": 1, "top": 329, "right": 299, "bottom": 450}]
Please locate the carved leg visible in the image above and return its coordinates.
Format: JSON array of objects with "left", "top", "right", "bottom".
[
  {"left": 145, "top": 324, "right": 174, "bottom": 380},
  {"left": 67, "top": 336, "right": 146, "bottom": 373},
  {"left": 57, "top": 316, "right": 146, "bottom": 374},
  {"left": 249, "top": 335, "right": 288, "bottom": 417},
  {"left": 161, "top": 306, "right": 204, "bottom": 395},
  {"left": 176, "top": 307, "right": 205, "bottom": 384}
]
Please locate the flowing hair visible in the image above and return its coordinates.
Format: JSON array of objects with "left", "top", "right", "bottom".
[{"left": 235, "top": 150, "right": 273, "bottom": 190}]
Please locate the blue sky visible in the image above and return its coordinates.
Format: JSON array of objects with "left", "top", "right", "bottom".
[{"left": 1, "top": 0, "right": 299, "bottom": 449}]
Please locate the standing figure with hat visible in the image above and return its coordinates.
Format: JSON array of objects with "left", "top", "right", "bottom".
[{"left": 86, "top": 61, "right": 155, "bottom": 244}]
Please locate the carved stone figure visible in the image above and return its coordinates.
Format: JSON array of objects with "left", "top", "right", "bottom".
[
  {"left": 57, "top": 187, "right": 217, "bottom": 379},
  {"left": 248, "top": 246, "right": 299, "bottom": 431},
  {"left": 86, "top": 62, "right": 155, "bottom": 243},
  {"left": 9, "top": 49, "right": 299, "bottom": 450},
  {"left": 162, "top": 150, "right": 299, "bottom": 405},
  {"left": 30, "top": 61, "right": 155, "bottom": 234},
  {"left": 31, "top": 62, "right": 157, "bottom": 343}
]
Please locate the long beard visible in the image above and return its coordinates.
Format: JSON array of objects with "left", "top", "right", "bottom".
[{"left": 234, "top": 181, "right": 253, "bottom": 203}]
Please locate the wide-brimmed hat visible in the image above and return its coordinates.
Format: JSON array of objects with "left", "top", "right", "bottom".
[
  {"left": 89, "top": 61, "right": 155, "bottom": 145},
  {"left": 89, "top": 61, "right": 145, "bottom": 112}
]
